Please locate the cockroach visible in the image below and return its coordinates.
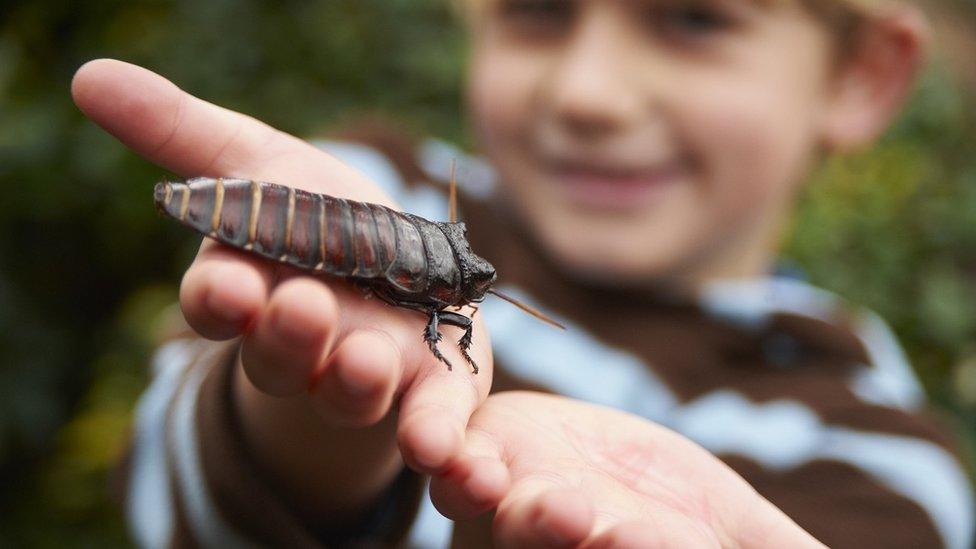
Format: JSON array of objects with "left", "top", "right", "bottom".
[{"left": 154, "top": 166, "right": 563, "bottom": 374}]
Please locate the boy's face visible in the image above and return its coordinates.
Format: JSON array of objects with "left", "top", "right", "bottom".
[{"left": 466, "top": 0, "right": 839, "bottom": 288}]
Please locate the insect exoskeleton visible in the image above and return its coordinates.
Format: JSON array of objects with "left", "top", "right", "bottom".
[{"left": 155, "top": 176, "right": 529, "bottom": 373}]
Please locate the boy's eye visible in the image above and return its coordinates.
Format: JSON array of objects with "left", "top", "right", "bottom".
[
  {"left": 667, "top": 7, "right": 727, "bottom": 30},
  {"left": 499, "top": 0, "right": 571, "bottom": 18},
  {"left": 496, "top": 0, "right": 575, "bottom": 38},
  {"left": 650, "top": 4, "right": 735, "bottom": 38}
]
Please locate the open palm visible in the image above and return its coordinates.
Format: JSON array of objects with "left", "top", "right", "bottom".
[{"left": 431, "top": 392, "right": 825, "bottom": 548}]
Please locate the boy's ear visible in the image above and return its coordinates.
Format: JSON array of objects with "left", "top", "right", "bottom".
[{"left": 821, "top": 6, "right": 930, "bottom": 152}]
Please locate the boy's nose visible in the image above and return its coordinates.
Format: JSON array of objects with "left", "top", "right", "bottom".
[{"left": 544, "top": 7, "right": 645, "bottom": 134}]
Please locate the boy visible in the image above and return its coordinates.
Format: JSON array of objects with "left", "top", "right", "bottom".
[{"left": 72, "top": 0, "right": 973, "bottom": 546}]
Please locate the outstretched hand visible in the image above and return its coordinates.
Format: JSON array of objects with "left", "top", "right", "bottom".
[
  {"left": 431, "top": 392, "right": 825, "bottom": 548},
  {"left": 72, "top": 59, "right": 492, "bottom": 482}
]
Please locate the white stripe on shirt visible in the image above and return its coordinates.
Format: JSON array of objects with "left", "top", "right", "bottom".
[
  {"left": 128, "top": 339, "right": 198, "bottom": 549},
  {"left": 168, "top": 344, "right": 259, "bottom": 549}
]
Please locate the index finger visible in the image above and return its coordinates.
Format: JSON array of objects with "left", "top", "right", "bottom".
[{"left": 70, "top": 58, "right": 391, "bottom": 205}]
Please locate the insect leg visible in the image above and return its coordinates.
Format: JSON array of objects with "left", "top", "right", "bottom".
[
  {"left": 423, "top": 311, "right": 454, "bottom": 371},
  {"left": 438, "top": 311, "right": 477, "bottom": 374},
  {"left": 365, "top": 291, "right": 461, "bottom": 372}
]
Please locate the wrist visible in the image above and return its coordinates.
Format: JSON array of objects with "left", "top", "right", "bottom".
[{"left": 232, "top": 351, "right": 405, "bottom": 523}]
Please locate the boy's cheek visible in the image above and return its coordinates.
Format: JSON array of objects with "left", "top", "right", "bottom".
[
  {"left": 466, "top": 47, "right": 540, "bottom": 141},
  {"left": 712, "top": 96, "right": 820, "bottom": 216}
]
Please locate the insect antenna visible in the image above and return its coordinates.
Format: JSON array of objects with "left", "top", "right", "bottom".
[
  {"left": 448, "top": 158, "right": 458, "bottom": 223},
  {"left": 488, "top": 289, "right": 566, "bottom": 330}
]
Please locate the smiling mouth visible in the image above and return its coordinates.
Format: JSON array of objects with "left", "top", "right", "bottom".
[{"left": 549, "top": 160, "right": 687, "bottom": 211}]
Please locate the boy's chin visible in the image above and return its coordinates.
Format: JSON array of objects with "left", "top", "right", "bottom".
[
  {"left": 539, "top": 236, "right": 699, "bottom": 295},
  {"left": 558, "top": 262, "right": 696, "bottom": 297},
  {"left": 504, "top": 190, "right": 718, "bottom": 293}
]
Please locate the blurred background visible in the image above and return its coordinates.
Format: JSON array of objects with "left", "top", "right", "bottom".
[{"left": 0, "top": 0, "right": 973, "bottom": 546}]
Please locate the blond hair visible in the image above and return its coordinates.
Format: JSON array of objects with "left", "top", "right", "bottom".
[
  {"left": 452, "top": 0, "right": 886, "bottom": 16},
  {"left": 451, "top": 0, "right": 885, "bottom": 53}
]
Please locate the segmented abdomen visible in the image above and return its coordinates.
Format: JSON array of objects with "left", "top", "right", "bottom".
[{"left": 154, "top": 177, "right": 431, "bottom": 295}]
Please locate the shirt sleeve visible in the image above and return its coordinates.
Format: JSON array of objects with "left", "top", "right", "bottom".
[{"left": 121, "top": 333, "right": 425, "bottom": 548}]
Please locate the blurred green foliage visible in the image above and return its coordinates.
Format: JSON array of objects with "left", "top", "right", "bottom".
[
  {"left": 0, "top": 0, "right": 973, "bottom": 546},
  {"left": 785, "top": 66, "right": 976, "bottom": 440}
]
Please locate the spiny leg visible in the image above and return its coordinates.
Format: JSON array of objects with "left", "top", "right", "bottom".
[
  {"left": 460, "top": 306, "right": 478, "bottom": 370},
  {"left": 375, "top": 295, "right": 458, "bottom": 372},
  {"left": 439, "top": 311, "right": 477, "bottom": 374},
  {"left": 458, "top": 331, "right": 475, "bottom": 374},
  {"left": 424, "top": 310, "right": 453, "bottom": 371}
]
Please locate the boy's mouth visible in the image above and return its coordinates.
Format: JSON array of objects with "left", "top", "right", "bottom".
[{"left": 548, "top": 159, "right": 685, "bottom": 212}]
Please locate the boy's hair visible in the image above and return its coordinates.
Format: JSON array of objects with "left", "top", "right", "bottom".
[{"left": 450, "top": 0, "right": 890, "bottom": 51}]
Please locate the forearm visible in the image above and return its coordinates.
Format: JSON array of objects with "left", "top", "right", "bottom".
[{"left": 232, "top": 356, "right": 407, "bottom": 527}]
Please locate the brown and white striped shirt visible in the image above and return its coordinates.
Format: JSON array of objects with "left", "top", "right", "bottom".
[{"left": 121, "top": 133, "right": 975, "bottom": 548}]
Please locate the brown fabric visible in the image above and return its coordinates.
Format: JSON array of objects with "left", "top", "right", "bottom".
[
  {"left": 450, "top": 515, "right": 494, "bottom": 549},
  {"left": 724, "top": 455, "right": 944, "bottom": 549},
  {"left": 489, "top": 364, "right": 554, "bottom": 395},
  {"left": 193, "top": 341, "right": 322, "bottom": 548}
]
